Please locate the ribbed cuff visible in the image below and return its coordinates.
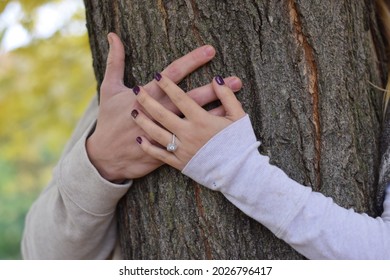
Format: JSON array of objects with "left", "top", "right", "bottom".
[{"left": 57, "top": 123, "right": 132, "bottom": 216}]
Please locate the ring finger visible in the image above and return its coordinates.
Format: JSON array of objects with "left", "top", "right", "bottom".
[{"left": 131, "top": 109, "right": 180, "bottom": 150}]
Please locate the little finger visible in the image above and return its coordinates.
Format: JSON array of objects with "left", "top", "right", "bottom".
[
  {"left": 131, "top": 109, "right": 178, "bottom": 149},
  {"left": 136, "top": 136, "right": 184, "bottom": 170},
  {"left": 213, "top": 75, "right": 246, "bottom": 120},
  {"left": 186, "top": 76, "right": 242, "bottom": 109}
]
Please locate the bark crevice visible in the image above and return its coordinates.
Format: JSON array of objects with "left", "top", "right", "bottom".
[{"left": 288, "top": 0, "right": 321, "bottom": 189}]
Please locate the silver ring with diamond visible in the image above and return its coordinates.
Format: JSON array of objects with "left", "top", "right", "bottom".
[{"left": 166, "top": 134, "right": 178, "bottom": 152}]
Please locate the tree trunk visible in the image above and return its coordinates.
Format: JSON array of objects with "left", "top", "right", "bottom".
[{"left": 84, "top": 0, "right": 387, "bottom": 259}]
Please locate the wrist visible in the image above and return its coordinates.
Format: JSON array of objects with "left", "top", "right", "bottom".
[
  {"left": 85, "top": 135, "right": 127, "bottom": 184},
  {"left": 58, "top": 132, "right": 131, "bottom": 216}
]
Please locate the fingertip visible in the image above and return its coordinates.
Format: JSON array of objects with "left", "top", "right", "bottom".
[
  {"left": 103, "top": 33, "right": 125, "bottom": 88},
  {"left": 107, "top": 33, "right": 114, "bottom": 46},
  {"left": 107, "top": 32, "right": 120, "bottom": 42},
  {"left": 203, "top": 45, "right": 216, "bottom": 58},
  {"left": 212, "top": 75, "right": 232, "bottom": 99},
  {"left": 136, "top": 136, "right": 151, "bottom": 155},
  {"left": 106, "top": 32, "right": 124, "bottom": 56},
  {"left": 107, "top": 33, "right": 122, "bottom": 53},
  {"left": 226, "top": 77, "right": 243, "bottom": 92},
  {"left": 132, "top": 85, "right": 141, "bottom": 95},
  {"left": 131, "top": 109, "right": 139, "bottom": 119},
  {"left": 154, "top": 72, "right": 162, "bottom": 82},
  {"left": 212, "top": 75, "right": 245, "bottom": 118}
]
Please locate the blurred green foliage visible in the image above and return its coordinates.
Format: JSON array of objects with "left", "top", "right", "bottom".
[{"left": 0, "top": 0, "right": 95, "bottom": 259}]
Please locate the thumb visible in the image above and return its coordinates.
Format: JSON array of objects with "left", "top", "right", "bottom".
[{"left": 101, "top": 33, "right": 126, "bottom": 98}]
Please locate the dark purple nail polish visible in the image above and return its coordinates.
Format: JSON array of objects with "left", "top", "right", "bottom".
[
  {"left": 132, "top": 86, "right": 140, "bottom": 95},
  {"left": 154, "top": 72, "right": 162, "bottom": 81},
  {"left": 131, "top": 109, "right": 138, "bottom": 119},
  {"left": 215, "top": 75, "right": 225, "bottom": 85},
  {"left": 136, "top": 137, "right": 142, "bottom": 144}
]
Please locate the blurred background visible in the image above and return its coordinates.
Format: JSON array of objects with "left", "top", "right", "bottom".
[{"left": 0, "top": 0, "right": 95, "bottom": 259}]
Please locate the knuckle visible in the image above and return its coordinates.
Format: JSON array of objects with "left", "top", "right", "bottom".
[
  {"left": 197, "top": 118, "right": 211, "bottom": 129},
  {"left": 159, "top": 152, "right": 170, "bottom": 162},
  {"left": 153, "top": 129, "right": 166, "bottom": 143},
  {"left": 100, "top": 82, "right": 111, "bottom": 97},
  {"left": 143, "top": 144, "right": 154, "bottom": 156},
  {"left": 134, "top": 113, "right": 143, "bottom": 125},
  {"left": 147, "top": 147, "right": 168, "bottom": 162},
  {"left": 137, "top": 91, "right": 147, "bottom": 104},
  {"left": 154, "top": 107, "right": 166, "bottom": 121},
  {"left": 171, "top": 92, "right": 185, "bottom": 105},
  {"left": 164, "top": 61, "right": 183, "bottom": 79},
  {"left": 106, "top": 57, "right": 114, "bottom": 68},
  {"left": 158, "top": 78, "right": 170, "bottom": 91}
]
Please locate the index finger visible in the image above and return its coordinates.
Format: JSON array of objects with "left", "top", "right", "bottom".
[
  {"left": 155, "top": 73, "right": 206, "bottom": 120},
  {"left": 161, "top": 45, "right": 216, "bottom": 83}
]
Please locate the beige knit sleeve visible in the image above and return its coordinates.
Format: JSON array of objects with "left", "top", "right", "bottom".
[{"left": 21, "top": 96, "right": 131, "bottom": 259}]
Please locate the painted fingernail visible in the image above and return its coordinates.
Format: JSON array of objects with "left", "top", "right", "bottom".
[
  {"left": 131, "top": 109, "right": 138, "bottom": 119},
  {"left": 154, "top": 72, "right": 162, "bottom": 81},
  {"left": 215, "top": 75, "right": 225, "bottom": 85},
  {"left": 136, "top": 137, "right": 142, "bottom": 144},
  {"left": 132, "top": 85, "right": 140, "bottom": 95}
]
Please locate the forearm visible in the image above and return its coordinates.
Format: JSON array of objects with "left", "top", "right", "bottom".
[
  {"left": 183, "top": 115, "right": 390, "bottom": 259},
  {"left": 22, "top": 129, "right": 131, "bottom": 259},
  {"left": 22, "top": 97, "right": 131, "bottom": 259}
]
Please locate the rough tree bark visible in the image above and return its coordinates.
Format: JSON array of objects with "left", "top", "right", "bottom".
[{"left": 84, "top": 0, "right": 388, "bottom": 259}]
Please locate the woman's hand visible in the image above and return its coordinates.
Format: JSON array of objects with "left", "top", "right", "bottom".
[
  {"left": 86, "top": 33, "right": 242, "bottom": 182},
  {"left": 132, "top": 73, "right": 246, "bottom": 171}
]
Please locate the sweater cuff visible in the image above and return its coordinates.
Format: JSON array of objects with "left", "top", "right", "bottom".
[
  {"left": 57, "top": 123, "right": 132, "bottom": 216},
  {"left": 182, "top": 115, "right": 258, "bottom": 191}
]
